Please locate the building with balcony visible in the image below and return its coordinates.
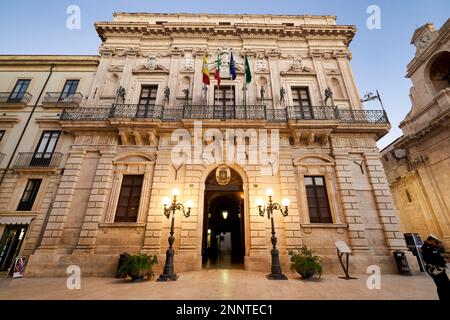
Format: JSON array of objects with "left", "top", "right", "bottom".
[
  {"left": 381, "top": 19, "right": 450, "bottom": 250},
  {"left": 1, "top": 13, "right": 409, "bottom": 277},
  {"left": 0, "top": 55, "right": 98, "bottom": 272}
]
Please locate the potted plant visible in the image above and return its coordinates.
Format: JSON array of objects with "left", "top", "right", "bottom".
[
  {"left": 117, "top": 253, "right": 158, "bottom": 281},
  {"left": 288, "top": 245, "right": 322, "bottom": 279}
]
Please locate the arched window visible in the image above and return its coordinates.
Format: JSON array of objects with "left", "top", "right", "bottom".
[{"left": 428, "top": 51, "right": 450, "bottom": 93}]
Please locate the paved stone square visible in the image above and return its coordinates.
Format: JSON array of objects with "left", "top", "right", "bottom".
[{"left": 0, "top": 270, "right": 438, "bottom": 300}]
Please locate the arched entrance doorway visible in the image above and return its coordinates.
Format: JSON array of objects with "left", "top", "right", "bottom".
[{"left": 202, "top": 167, "right": 245, "bottom": 269}]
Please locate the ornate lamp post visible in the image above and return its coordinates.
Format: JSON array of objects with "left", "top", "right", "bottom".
[
  {"left": 158, "top": 188, "right": 193, "bottom": 282},
  {"left": 256, "top": 188, "right": 290, "bottom": 280}
]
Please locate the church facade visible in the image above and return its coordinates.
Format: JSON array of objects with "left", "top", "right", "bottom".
[
  {"left": 381, "top": 19, "right": 450, "bottom": 250},
  {"left": 0, "top": 13, "right": 409, "bottom": 277}
]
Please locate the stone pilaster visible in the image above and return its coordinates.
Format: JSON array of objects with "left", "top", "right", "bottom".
[
  {"left": 37, "top": 149, "right": 85, "bottom": 251},
  {"left": 334, "top": 152, "right": 370, "bottom": 254},
  {"left": 73, "top": 150, "right": 115, "bottom": 253},
  {"left": 141, "top": 137, "right": 171, "bottom": 253},
  {"left": 365, "top": 154, "right": 408, "bottom": 251}
]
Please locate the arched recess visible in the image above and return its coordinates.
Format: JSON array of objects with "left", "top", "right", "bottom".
[
  {"left": 196, "top": 164, "right": 250, "bottom": 266},
  {"left": 330, "top": 77, "right": 345, "bottom": 99},
  {"left": 104, "top": 152, "right": 156, "bottom": 223},
  {"left": 425, "top": 51, "right": 450, "bottom": 94}
]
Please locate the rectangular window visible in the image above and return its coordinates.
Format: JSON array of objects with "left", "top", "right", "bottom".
[
  {"left": 137, "top": 85, "right": 158, "bottom": 117},
  {"left": 304, "top": 176, "right": 332, "bottom": 223},
  {"left": 139, "top": 85, "right": 158, "bottom": 105},
  {"left": 59, "top": 80, "right": 79, "bottom": 101},
  {"left": 291, "top": 87, "right": 312, "bottom": 119},
  {"left": 115, "top": 175, "right": 144, "bottom": 223},
  {"left": 0, "top": 130, "right": 5, "bottom": 142},
  {"left": 17, "top": 179, "right": 41, "bottom": 211},
  {"left": 214, "top": 85, "right": 235, "bottom": 118},
  {"left": 8, "top": 79, "right": 30, "bottom": 103},
  {"left": 31, "top": 131, "right": 60, "bottom": 166}
]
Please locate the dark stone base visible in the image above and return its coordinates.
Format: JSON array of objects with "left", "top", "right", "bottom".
[
  {"left": 157, "top": 273, "right": 179, "bottom": 281},
  {"left": 266, "top": 273, "right": 288, "bottom": 280}
]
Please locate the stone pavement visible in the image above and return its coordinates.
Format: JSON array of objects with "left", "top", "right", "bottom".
[{"left": 0, "top": 270, "right": 438, "bottom": 300}]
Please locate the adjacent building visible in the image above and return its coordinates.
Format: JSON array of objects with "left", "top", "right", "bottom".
[
  {"left": 381, "top": 19, "right": 450, "bottom": 250},
  {"left": 0, "top": 13, "right": 409, "bottom": 277},
  {"left": 0, "top": 55, "right": 99, "bottom": 272}
]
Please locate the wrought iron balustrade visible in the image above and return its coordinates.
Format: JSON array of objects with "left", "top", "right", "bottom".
[
  {"left": 59, "top": 105, "right": 389, "bottom": 124},
  {"left": 60, "top": 107, "right": 111, "bottom": 120},
  {"left": 286, "top": 106, "right": 338, "bottom": 120},
  {"left": 42, "top": 92, "right": 83, "bottom": 104},
  {"left": 13, "top": 152, "right": 63, "bottom": 168},
  {"left": 111, "top": 104, "right": 164, "bottom": 119},
  {"left": 336, "top": 109, "right": 388, "bottom": 124},
  {"left": 182, "top": 105, "right": 268, "bottom": 120},
  {"left": 0, "top": 92, "right": 32, "bottom": 104}
]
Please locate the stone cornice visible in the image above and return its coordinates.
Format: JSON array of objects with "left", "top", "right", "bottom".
[
  {"left": 95, "top": 21, "right": 356, "bottom": 45},
  {"left": 0, "top": 55, "right": 99, "bottom": 67}
]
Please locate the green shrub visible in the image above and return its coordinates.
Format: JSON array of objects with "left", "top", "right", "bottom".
[
  {"left": 288, "top": 245, "right": 322, "bottom": 279},
  {"left": 117, "top": 254, "right": 158, "bottom": 281}
]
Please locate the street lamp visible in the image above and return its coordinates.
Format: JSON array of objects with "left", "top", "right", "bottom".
[
  {"left": 256, "top": 188, "right": 290, "bottom": 280},
  {"left": 157, "top": 188, "right": 193, "bottom": 282}
]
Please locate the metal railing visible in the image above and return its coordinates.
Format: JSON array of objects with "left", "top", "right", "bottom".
[
  {"left": 42, "top": 92, "right": 83, "bottom": 104},
  {"left": 111, "top": 104, "right": 164, "bottom": 119},
  {"left": 60, "top": 107, "right": 111, "bottom": 120},
  {"left": 182, "top": 105, "right": 268, "bottom": 120},
  {"left": 59, "top": 104, "right": 389, "bottom": 124},
  {"left": 0, "top": 92, "right": 32, "bottom": 104},
  {"left": 13, "top": 152, "right": 63, "bottom": 168}
]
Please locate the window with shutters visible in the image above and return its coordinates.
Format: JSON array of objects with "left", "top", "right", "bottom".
[
  {"left": 114, "top": 175, "right": 144, "bottom": 222},
  {"left": 304, "top": 176, "right": 332, "bottom": 223}
]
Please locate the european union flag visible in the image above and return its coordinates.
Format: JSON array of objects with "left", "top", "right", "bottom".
[{"left": 229, "top": 51, "right": 236, "bottom": 80}]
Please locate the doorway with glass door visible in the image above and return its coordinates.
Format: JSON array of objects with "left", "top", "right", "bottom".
[{"left": 0, "top": 225, "right": 28, "bottom": 271}]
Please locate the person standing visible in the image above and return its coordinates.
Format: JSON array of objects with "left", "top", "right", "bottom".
[{"left": 421, "top": 234, "right": 450, "bottom": 300}]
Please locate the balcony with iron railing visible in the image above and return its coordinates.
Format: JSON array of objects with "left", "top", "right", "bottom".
[
  {"left": 60, "top": 104, "right": 389, "bottom": 124},
  {"left": 42, "top": 92, "right": 83, "bottom": 107},
  {"left": 0, "top": 92, "right": 32, "bottom": 106},
  {"left": 13, "top": 152, "right": 63, "bottom": 170}
]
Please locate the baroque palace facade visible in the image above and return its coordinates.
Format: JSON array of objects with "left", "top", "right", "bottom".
[
  {"left": 381, "top": 19, "right": 450, "bottom": 250},
  {"left": 0, "top": 13, "right": 410, "bottom": 276}
]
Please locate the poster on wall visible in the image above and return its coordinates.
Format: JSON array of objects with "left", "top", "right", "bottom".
[{"left": 13, "top": 256, "right": 26, "bottom": 278}]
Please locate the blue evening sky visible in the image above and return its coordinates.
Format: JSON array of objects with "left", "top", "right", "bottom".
[{"left": 1, "top": 0, "right": 449, "bottom": 149}]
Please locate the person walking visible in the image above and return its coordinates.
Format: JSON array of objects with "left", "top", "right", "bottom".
[{"left": 421, "top": 234, "right": 450, "bottom": 300}]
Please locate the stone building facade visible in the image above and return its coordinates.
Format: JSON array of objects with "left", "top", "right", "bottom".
[
  {"left": 381, "top": 19, "right": 450, "bottom": 250},
  {"left": 0, "top": 55, "right": 98, "bottom": 272},
  {"left": 0, "top": 13, "right": 409, "bottom": 277}
]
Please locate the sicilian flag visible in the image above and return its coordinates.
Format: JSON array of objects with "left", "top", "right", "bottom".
[
  {"left": 229, "top": 51, "right": 236, "bottom": 80},
  {"left": 215, "top": 54, "right": 221, "bottom": 87},
  {"left": 202, "top": 51, "right": 210, "bottom": 85},
  {"left": 244, "top": 52, "right": 252, "bottom": 84}
]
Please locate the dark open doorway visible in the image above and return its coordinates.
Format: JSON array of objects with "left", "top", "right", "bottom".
[{"left": 202, "top": 168, "right": 244, "bottom": 269}]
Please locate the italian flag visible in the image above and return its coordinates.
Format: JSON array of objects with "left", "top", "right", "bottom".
[
  {"left": 215, "top": 54, "right": 221, "bottom": 87},
  {"left": 202, "top": 51, "right": 210, "bottom": 85}
]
